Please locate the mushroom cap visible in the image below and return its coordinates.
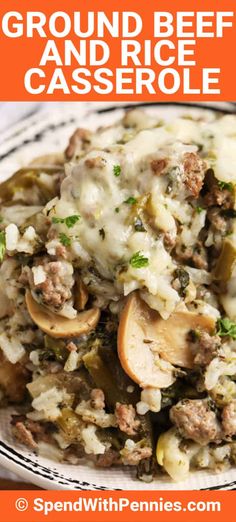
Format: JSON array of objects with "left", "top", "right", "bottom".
[
  {"left": 25, "top": 290, "right": 100, "bottom": 339},
  {"left": 118, "top": 292, "right": 215, "bottom": 388}
]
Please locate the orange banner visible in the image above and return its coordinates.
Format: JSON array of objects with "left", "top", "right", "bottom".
[
  {"left": 0, "top": 490, "right": 235, "bottom": 521},
  {"left": 0, "top": 0, "right": 235, "bottom": 100}
]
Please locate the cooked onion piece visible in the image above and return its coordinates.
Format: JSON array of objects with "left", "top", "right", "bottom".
[
  {"left": 118, "top": 292, "right": 215, "bottom": 387},
  {"left": 74, "top": 276, "right": 89, "bottom": 311},
  {"left": 214, "top": 238, "right": 236, "bottom": 281},
  {"left": 25, "top": 290, "right": 100, "bottom": 338}
]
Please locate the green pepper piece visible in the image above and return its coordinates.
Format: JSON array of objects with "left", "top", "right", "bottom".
[
  {"left": 43, "top": 336, "right": 68, "bottom": 363},
  {"left": 0, "top": 167, "right": 63, "bottom": 206},
  {"left": 57, "top": 407, "right": 82, "bottom": 443},
  {"left": 83, "top": 345, "right": 139, "bottom": 409}
]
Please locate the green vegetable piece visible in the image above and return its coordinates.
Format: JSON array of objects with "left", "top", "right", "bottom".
[
  {"left": 43, "top": 335, "right": 68, "bottom": 363},
  {"left": 124, "top": 197, "right": 137, "bottom": 205},
  {"left": 113, "top": 165, "right": 121, "bottom": 177},
  {"left": 52, "top": 217, "right": 64, "bottom": 224},
  {"left": 0, "top": 167, "right": 63, "bottom": 206},
  {"left": 57, "top": 408, "right": 82, "bottom": 443},
  {"left": 83, "top": 345, "right": 139, "bottom": 409},
  {"left": 59, "top": 233, "right": 71, "bottom": 247},
  {"left": 217, "top": 317, "right": 236, "bottom": 339},
  {"left": 218, "top": 180, "right": 234, "bottom": 192},
  {"left": 196, "top": 206, "right": 204, "bottom": 214},
  {"left": 129, "top": 251, "right": 149, "bottom": 268},
  {"left": 65, "top": 215, "right": 80, "bottom": 228},
  {"left": 83, "top": 349, "right": 123, "bottom": 409},
  {"left": 84, "top": 342, "right": 154, "bottom": 468},
  {"left": 0, "top": 231, "right": 6, "bottom": 262},
  {"left": 52, "top": 215, "right": 80, "bottom": 228}
]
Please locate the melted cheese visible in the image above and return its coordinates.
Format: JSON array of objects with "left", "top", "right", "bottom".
[{"left": 48, "top": 110, "right": 236, "bottom": 318}]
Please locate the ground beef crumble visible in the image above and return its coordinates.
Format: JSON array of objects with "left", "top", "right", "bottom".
[
  {"left": 170, "top": 399, "right": 222, "bottom": 445},
  {"left": 13, "top": 422, "right": 38, "bottom": 449},
  {"left": 203, "top": 170, "right": 234, "bottom": 209},
  {"left": 222, "top": 401, "right": 236, "bottom": 438},
  {"left": 65, "top": 128, "right": 92, "bottom": 160},
  {"left": 12, "top": 417, "right": 54, "bottom": 449},
  {"left": 150, "top": 158, "right": 168, "bottom": 176},
  {"left": 96, "top": 449, "right": 120, "bottom": 467},
  {"left": 115, "top": 403, "right": 140, "bottom": 436},
  {"left": 183, "top": 152, "right": 207, "bottom": 198},
  {"left": 20, "top": 257, "right": 74, "bottom": 311},
  {"left": 121, "top": 444, "right": 152, "bottom": 466},
  {"left": 193, "top": 332, "right": 221, "bottom": 366},
  {"left": 175, "top": 241, "right": 208, "bottom": 270}
]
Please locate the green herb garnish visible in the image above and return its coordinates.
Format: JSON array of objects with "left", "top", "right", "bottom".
[
  {"left": 129, "top": 251, "right": 149, "bottom": 269},
  {"left": 52, "top": 214, "right": 80, "bottom": 228},
  {"left": 124, "top": 196, "right": 137, "bottom": 205},
  {"left": 115, "top": 207, "right": 120, "bottom": 213},
  {"left": 99, "top": 228, "right": 105, "bottom": 240},
  {"left": 218, "top": 181, "right": 234, "bottom": 192},
  {"left": 0, "top": 231, "right": 6, "bottom": 262},
  {"left": 59, "top": 233, "right": 71, "bottom": 247},
  {"left": 53, "top": 217, "right": 67, "bottom": 224},
  {"left": 113, "top": 165, "right": 121, "bottom": 177},
  {"left": 196, "top": 206, "right": 204, "bottom": 214},
  {"left": 217, "top": 317, "right": 236, "bottom": 339}
]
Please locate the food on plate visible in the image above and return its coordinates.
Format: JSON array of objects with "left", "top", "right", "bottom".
[
  {"left": 25, "top": 290, "right": 100, "bottom": 338},
  {"left": 1, "top": 108, "right": 236, "bottom": 482}
]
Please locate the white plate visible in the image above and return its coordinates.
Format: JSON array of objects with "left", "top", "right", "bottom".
[{"left": 0, "top": 101, "right": 236, "bottom": 490}]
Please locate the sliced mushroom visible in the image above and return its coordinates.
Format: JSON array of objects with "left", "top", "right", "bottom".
[
  {"left": 25, "top": 290, "right": 100, "bottom": 339},
  {"left": 118, "top": 292, "right": 215, "bottom": 388},
  {"left": 74, "top": 276, "right": 89, "bottom": 311}
]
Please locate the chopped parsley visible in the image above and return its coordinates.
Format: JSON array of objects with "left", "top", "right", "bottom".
[
  {"left": 124, "top": 196, "right": 137, "bottom": 205},
  {"left": 196, "top": 206, "right": 204, "bottom": 214},
  {"left": 59, "top": 233, "right": 71, "bottom": 247},
  {"left": 115, "top": 207, "right": 120, "bottom": 213},
  {"left": 113, "top": 164, "right": 121, "bottom": 177},
  {"left": 218, "top": 180, "right": 234, "bottom": 192},
  {"left": 217, "top": 317, "right": 236, "bottom": 339},
  {"left": 0, "top": 231, "right": 6, "bottom": 262},
  {"left": 99, "top": 228, "right": 105, "bottom": 240},
  {"left": 129, "top": 251, "right": 149, "bottom": 268},
  {"left": 52, "top": 214, "right": 80, "bottom": 228}
]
